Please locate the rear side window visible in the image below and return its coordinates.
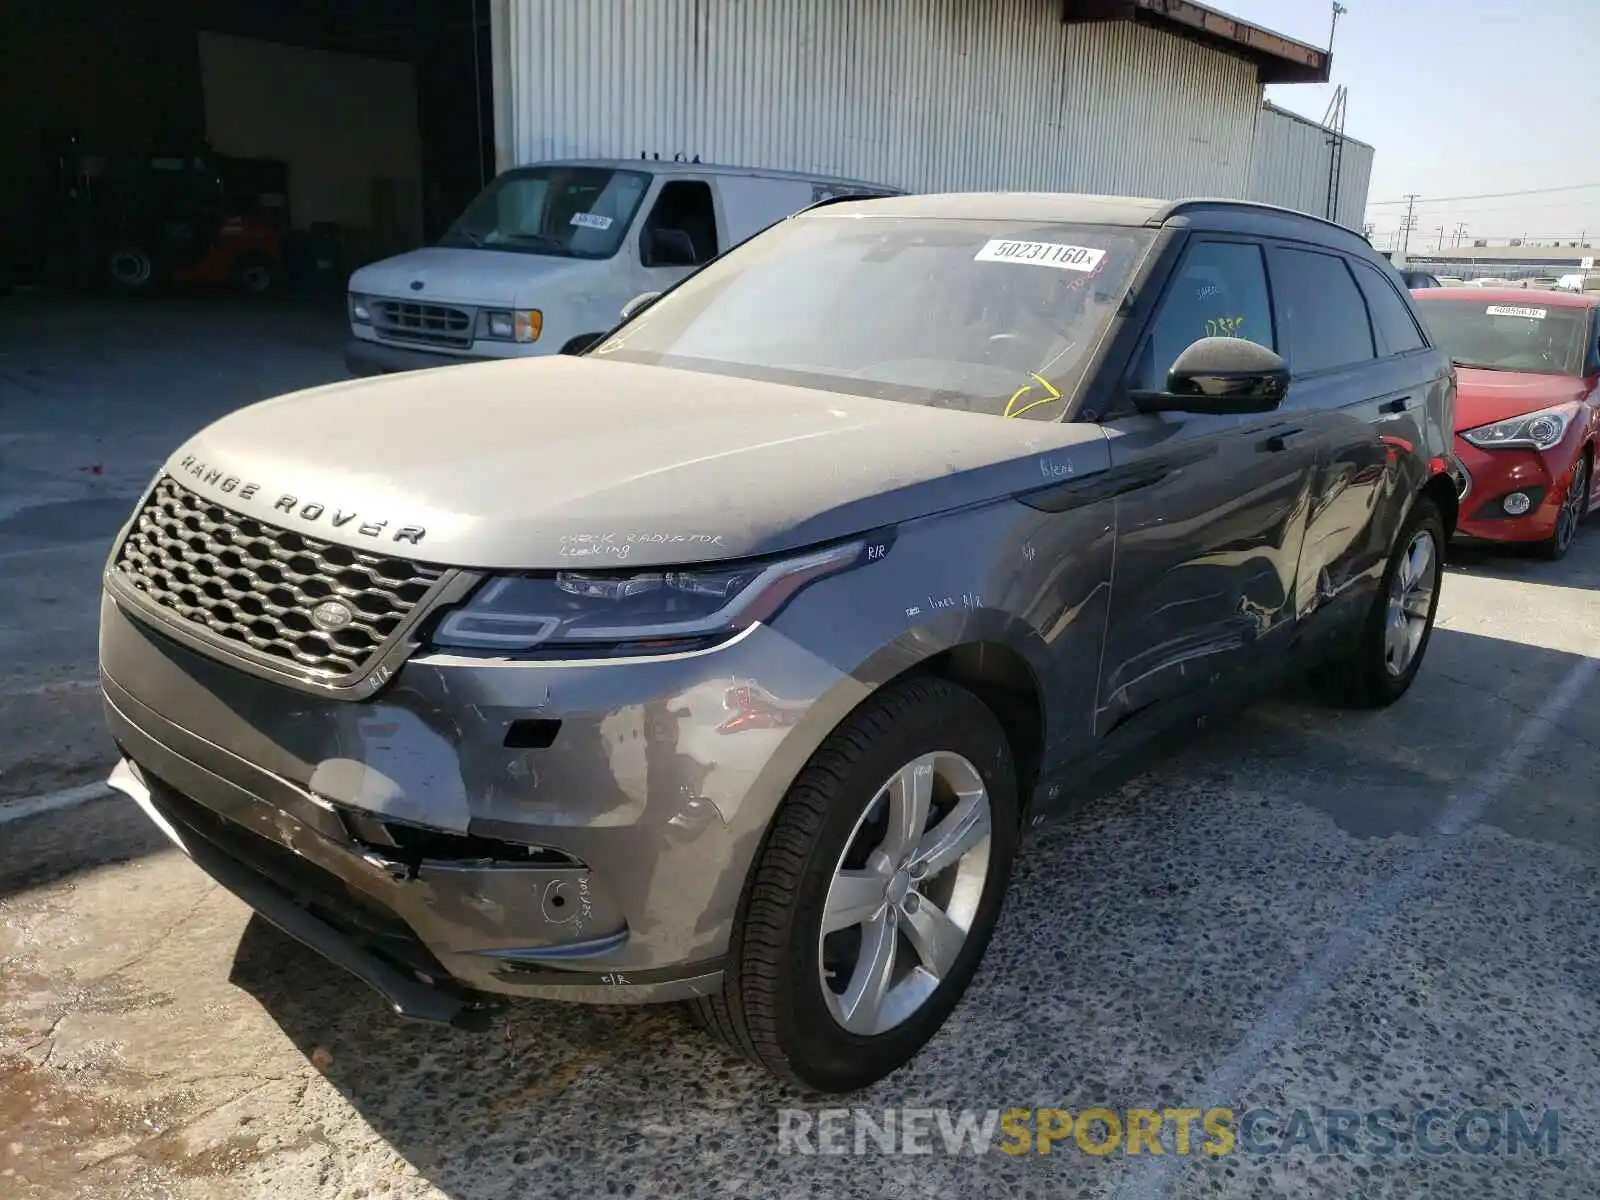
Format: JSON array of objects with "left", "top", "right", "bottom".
[
  {"left": 1272, "top": 248, "right": 1376, "bottom": 373},
  {"left": 1354, "top": 263, "right": 1428, "bottom": 355},
  {"left": 1129, "top": 240, "right": 1274, "bottom": 390}
]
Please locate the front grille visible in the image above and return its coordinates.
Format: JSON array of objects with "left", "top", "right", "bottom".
[
  {"left": 373, "top": 299, "right": 474, "bottom": 348},
  {"left": 114, "top": 476, "right": 446, "bottom": 682}
]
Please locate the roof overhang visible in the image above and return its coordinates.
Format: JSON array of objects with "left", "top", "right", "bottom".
[{"left": 1062, "top": 0, "right": 1330, "bottom": 84}]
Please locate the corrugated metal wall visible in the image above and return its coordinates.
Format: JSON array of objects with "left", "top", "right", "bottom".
[
  {"left": 1247, "top": 103, "right": 1373, "bottom": 230},
  {"left": 500, "top": 0, "right": 1263, "bottom": 199}
]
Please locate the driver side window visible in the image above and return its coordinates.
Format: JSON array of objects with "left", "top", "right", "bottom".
[{"left": 1130, "top": 240, "right": 1275, "bottom": 391}]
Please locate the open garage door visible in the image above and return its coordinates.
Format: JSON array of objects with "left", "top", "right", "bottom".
[{"left": 1, "top": 0, "right": 494, "bottom": 293}]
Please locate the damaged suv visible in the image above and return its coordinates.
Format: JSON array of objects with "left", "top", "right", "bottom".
[{"left": 102, "top": 193, "right": 1458, "bottom": 1092}]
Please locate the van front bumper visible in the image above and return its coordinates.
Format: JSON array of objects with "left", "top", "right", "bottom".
[
  {"left": 98, "top": 591, "right": 866, "bottom": 1020},
  {"left": 344, "top": 337, "right": 491, "bottom": 376}
]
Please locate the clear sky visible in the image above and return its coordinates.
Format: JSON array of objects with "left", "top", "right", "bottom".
[{"left": 1216, "top": 0, "right": 1600, "bottom": 249}]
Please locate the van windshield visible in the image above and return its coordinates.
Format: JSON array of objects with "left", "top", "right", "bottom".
[
  {"left": 593, "top": 214, "right": 1156, "bottom": 419},
  {"left": 438, "top": 166, "right": 651, "bottom": 259}
]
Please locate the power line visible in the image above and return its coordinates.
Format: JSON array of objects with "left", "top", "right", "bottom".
[{"left": 1368, "top": 182, "right": 1600, "bottom": 206}]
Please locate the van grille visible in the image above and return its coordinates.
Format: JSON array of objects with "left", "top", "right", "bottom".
[
  {"left": 374, "top": 300, "right": 474, "bottom": 349},
  {"left": 113, "top": 477, "right": 446, "bottom": 683}
]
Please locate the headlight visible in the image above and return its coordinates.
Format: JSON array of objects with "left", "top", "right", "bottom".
[
  {"left": 1460, "top": 402, "right": 1580, "bottom": 451},
  {"left": 349, "top": 293, "right": 372, "bottom": 323},
  {"left": 432, "top": 540, "right": 870, "bottom": 653},
  {"left": 482, "top": 310, "right": 542, "bottom": 343}
]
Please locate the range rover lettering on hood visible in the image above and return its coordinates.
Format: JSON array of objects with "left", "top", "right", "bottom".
[{"left": 176, "top": 454, "right": 427, "bottom": 546}]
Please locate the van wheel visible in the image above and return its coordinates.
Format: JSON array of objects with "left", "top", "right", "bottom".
[
  {"left": 1311, "top": 495, "right": 1445, "bottom": 707},
  {"left": 690, "top": 678, "right": 1018, "bottom": 1092}
]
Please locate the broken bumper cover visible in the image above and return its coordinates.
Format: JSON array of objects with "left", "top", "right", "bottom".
[
  {"left": 102, "top": 677, "right": 727, "bottom": 1016},
  {"left": 96, "top": 587, "right": 874, "bottom": 1020}
]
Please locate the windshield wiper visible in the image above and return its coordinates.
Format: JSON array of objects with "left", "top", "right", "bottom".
[
  {"left": 444, "top": 228, "right": 485, "bottom": 247},
  {"left": 1451, "top": 359, "right": 1515, "bottom": 371}
]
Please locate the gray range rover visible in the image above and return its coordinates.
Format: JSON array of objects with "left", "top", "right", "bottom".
[{"left": 101, "top": 193, "right": 1460, "bottom": 1092}]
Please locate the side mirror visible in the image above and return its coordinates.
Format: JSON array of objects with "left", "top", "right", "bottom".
[
  {"left": 641, "top": 227, "right": 699, "bottom": 268},
  {"left": 1130, "top": 337, "right": 1289, "bottom": 415},
  {"left": 619, "top": 291, "right": 661, "bottom": 322}
]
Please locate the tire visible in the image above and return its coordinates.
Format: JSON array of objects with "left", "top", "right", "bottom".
[
  {"left": 691, "top": 677, "right": 1019, "bottom": 1092},
  {"left": 106, "top": 246, "right": 157, "bottom": 293},
  {"left": 1539, "top": 450, "right": 1590, "bottom": 561},
  {"left": 1310, "top": 495, "right": 1445, "bottom": 708},
  {"left": 231, "top": 253, "right": 277, "bottom": 294}
]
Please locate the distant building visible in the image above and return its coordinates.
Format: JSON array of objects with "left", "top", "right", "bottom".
[{"left": 1402, "top": 243, "right": 1596, "bottom": 281}]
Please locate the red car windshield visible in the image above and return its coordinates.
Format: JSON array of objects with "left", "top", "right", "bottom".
[{"left": 1415, "top": 299, "right": 1591, "bottom": 376}]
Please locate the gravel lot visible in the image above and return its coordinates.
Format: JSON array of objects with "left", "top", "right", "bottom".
[{"left": 2, "top": 291, "right": 1598, "bottom": 1199}]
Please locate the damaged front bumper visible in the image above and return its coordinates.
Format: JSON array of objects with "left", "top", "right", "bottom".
[{"left": 99, "top": 590, "right": 868, "bottom": 1023}]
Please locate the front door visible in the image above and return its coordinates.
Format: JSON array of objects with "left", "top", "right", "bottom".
[
  {"left": 1095, "top": 238, "right": 1316, "bottom": 736},
  {"left": 634, "top": 177, "right": 722, "bottom": 295}
]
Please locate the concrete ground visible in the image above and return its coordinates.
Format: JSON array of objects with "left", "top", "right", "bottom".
[{"left": 2, "top": 292, "right": 1598, "bottom": 1198}]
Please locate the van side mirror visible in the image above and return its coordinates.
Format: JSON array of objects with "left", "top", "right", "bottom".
[
  {"left": 620, "top": 291, "right": 662, "bottom": 322},
  {"left": 1130, "top": 337, "right": 1289, "bottom": 416}
]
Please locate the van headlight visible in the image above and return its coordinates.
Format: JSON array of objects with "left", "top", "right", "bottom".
[
  {"left": 431, "top": 541, "right": 870, "bottom": 653},
  {"left": 481, "top": 309, "right": 542, "bottom": 343},
  {"left": 1460, "top": 402, "right": 1579, "bottom": 451},
  {"left": 349, "top": 293, "right": 372, "bottom": 323}
]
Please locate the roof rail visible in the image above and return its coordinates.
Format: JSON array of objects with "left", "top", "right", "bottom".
[
  {"left": 789, "top": 188, "right": 906, "bottom": 218},
  {"left": 1160, "top": 198, "right": 1371, "bottom": 245}
]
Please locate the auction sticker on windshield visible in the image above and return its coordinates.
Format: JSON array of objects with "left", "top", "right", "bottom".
[
  {"left": 975, "top": 239, "right": 1106, "bottom": 273},
  {"left": 1486, "top": 305, "right": 1547, "bottom": 320},
  {"left": 570, "top": 212, "right": 614, "bottom": 230}
]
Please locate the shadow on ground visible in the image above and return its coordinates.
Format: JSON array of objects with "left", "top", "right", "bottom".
[{"left": 222, "top": 623, "right": 1597, "bottom": 1198}]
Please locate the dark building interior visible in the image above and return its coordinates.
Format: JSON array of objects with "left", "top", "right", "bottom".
[{"left": 1, "top": 0, "right": 494, "bottom": 291}]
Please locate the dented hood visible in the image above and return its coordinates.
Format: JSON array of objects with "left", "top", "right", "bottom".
[{"left": 165, "top": 356, "right": 1110, "bottom": 569}]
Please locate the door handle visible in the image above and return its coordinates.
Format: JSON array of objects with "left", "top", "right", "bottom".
[
  {"left": 1260, "top": 427, "right": 1306, "bottom": 452},
  {"left": 1380, "top": 396, "right": 1413, "bottom": 414}
]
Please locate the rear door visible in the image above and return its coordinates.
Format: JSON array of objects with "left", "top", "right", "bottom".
[
  {"left": 1268, "top": 247, "right": 1438, "bottom": 638},
  {"left": 1094, "top": 237, "right": 1315, "bottom": 735}
]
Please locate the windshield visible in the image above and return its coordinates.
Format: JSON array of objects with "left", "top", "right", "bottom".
[
  {"left": 438, "top": 166, "right": 651, "bottom": 258},
  {"left": 592, "top": 215, "right": 1156, "bottom": 419},
  {"left": 1415, "top": 299, "right": 1591, "bottom": 375}
]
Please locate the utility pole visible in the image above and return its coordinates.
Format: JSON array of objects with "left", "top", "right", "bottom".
[
  {"left": 1435, "top": 226, "right": 1445, "bottom": 251},
  {"left": 1328, "top": 2, "right": 1348, "bottom": 53},
  {"left": 1452, "top": 221, "right": 1468, "bottom": 248},
  {"left": 1398, "top": 194, "right": 1420, "bottom": 258}
]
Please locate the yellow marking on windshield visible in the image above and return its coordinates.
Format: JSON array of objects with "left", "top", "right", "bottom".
[{"left": 1004, "top": 374, "right": 1064, "bottom": 419}]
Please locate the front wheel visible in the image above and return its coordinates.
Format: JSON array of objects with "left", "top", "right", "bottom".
[
  {"left": 1311, "top": 495, "right": 1445, "bottom": 707},
  {"left": 692, "top": 678, "right": 1018, "bottom": 1092},
  {"left": 1539, "top": 450, "right": 1590, "bottom": 561}
]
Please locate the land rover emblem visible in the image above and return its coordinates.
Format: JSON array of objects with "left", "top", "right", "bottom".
[{"left": 311, "top": 599, "right": 355, "bottom": 632}]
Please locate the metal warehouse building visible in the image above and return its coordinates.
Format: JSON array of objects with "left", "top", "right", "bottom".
[
  {"left": 3, "top": 0, "right": 1371, "bottom": 290},
  {"left": 489, "top": 0, "right": 1359, "bottom": 216}
]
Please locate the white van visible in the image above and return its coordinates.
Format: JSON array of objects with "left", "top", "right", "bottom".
[{"left": 345, "top": 159, "right": 899, "bottom": 374}]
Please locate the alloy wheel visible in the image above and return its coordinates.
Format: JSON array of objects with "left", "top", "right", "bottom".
[
  {"left": 818, "top": 751, "right": 992, "bottom": 1036},
  {"left": 1382, "top": 529, "right": 1438, "bottom": 677},
  {"left": 1554, "top": 456, "right": 1590, "bottom": 554}
]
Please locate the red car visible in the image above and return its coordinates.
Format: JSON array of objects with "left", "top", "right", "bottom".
[{"left": 1411, "top": 287, "right": 1600, "bottom": 559}]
